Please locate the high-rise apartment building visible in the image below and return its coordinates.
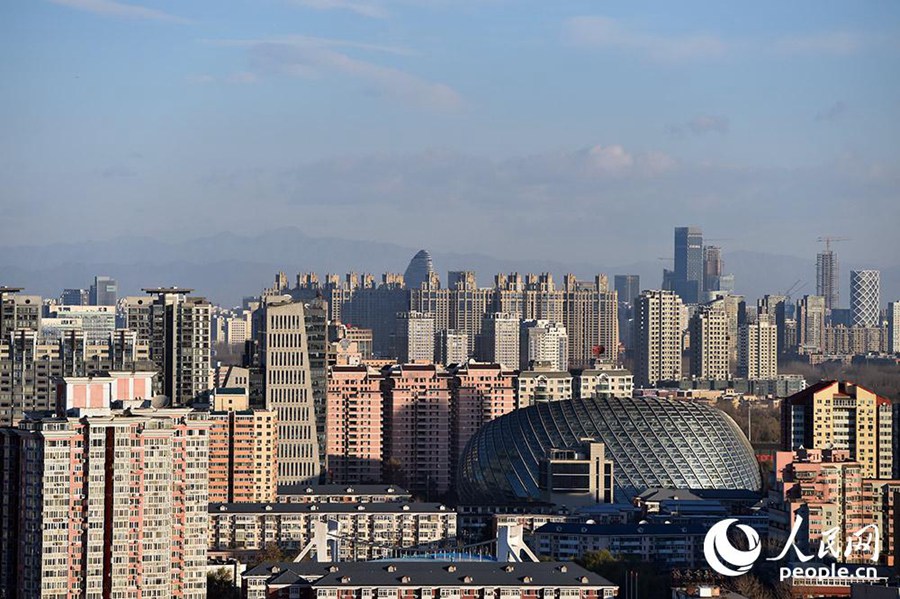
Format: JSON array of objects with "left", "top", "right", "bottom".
[
  {"left": 816, "top": 250, "right": 839, "bottom": 312},
  {"left": 326, "top": 365, "right": 385, "bottom": 484},
  {"left": 851, "top": 270, "right": 881, "bottom": 328},
  {"left": 207, "top": 393, "right": 277, "bottom": 503},
  {"left": 0, "top": 329, "right": 151, "bottom": 426},
  {"left": 520, "top": 320, "right": 569, "bottom": 370},
  {"left": 0, "top": 287, "right": 41, "bottom": 337},
  {"left": 633, "top": 290, "right": 683, "bottom": 388},
  {"left": 889, "top": 301, "right": 900, "bottom": 354},
  {"left": 782, "top": 381, "right": 893, "bottom": 479},
  {"left": 758, "top": 294, "right": 788, "bottom": 355},
  {"left": 396, "top": 311, "right": 436, "bottom": 363},
  {"left": 796, "top": 295, "right": 827, "bottom": 354},
  {"left": 138, "top": 288, "right": 211, "bottom": 405},
  {"left": 0, "top": 406, "right": 209, "bottom": 598},
  {"left": 89, "top": 275, "right": 118, "bottom": 306},
  {"left": 382, "top": 364, "right": 452, "bottom": 497},
  {"left": 436, "top": 329, "right": 468, "bottom": 365},
  {"left": 674, "top": 226, "right": 703, "bottom": 304},
  {"left": 770, "top": 448, "right": 900, "bottom": 565},
  {"left": 688, "top": 304, "right": 729, "bottom": 380},
  {"left": 477, "top": 312, "right": 520, "bottom": 370},
  {"left": 738, "top": 320, "right": 778, "bottom": 380},
  {"left": 256, "top": 296, "right": 321, "bottom": 485},
  {"left": 562, "top": 275, "right": 618, "bottom": 368},
  {"left": 449, "top": 271, "right": 494, "bottom": 355},
  {"left": 448, "top": 361, "right": 517, "bottom": 473}
]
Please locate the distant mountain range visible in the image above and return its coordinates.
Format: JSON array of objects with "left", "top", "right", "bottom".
[{"left": 1, "top": 227, "right": 896, "bottom": 307}]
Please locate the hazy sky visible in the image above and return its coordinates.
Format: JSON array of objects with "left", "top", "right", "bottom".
[{"left": 2, "top": 1, "right": 899, "bottom": 266}]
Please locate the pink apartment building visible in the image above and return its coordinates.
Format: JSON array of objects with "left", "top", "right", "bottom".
[
  {"left": 770, "top": 447, "right": 900, "bottom": 565},
  {"left": 326, "top": 365, "right": 385, "bottom": 484},
  {"left": 0, "top": 373, "right": 209, "bottom": 599}
]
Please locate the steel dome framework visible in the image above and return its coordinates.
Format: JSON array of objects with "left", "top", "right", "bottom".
[{"left": 458, "top": 397, "right": 761, "bottom": 502}]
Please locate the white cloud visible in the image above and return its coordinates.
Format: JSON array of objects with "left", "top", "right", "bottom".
[
  {"left": 565, "top": 16, "right": 726, "bottom": 63},
  {"left": 287, "top": 0, "right": 387, "bottom": 19},
  {"left": 586, "top": 145, "right": 634, "bottom": 173},
  {"left": 48, "top": 0, "right": 187, "bottom": 22},
  {"left": 226, "top": 40, "right": 463, "bottom": 111}
]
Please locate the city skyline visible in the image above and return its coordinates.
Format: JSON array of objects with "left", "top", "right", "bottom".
[{"left": 2, "top": 2, "right": 899, "bottom": 268}]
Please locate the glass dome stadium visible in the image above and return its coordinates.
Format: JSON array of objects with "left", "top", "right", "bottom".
[{"left": 458, "top": 396, "right": 761, "bottom": 502}]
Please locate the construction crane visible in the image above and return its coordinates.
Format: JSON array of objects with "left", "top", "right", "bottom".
[{"left": 817, "top": 236, "right": 850, "bottom": 252}]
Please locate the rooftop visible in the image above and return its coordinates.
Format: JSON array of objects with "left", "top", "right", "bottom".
[{"left": 210, "top": 502, "right": 446, "bottom": 514}]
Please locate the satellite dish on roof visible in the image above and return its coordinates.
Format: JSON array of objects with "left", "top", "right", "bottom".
[{"left": 151, "top": 395, "right": 170, "bottom": 409}]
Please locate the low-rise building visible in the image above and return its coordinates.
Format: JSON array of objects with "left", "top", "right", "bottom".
[
  {"left": 277, "top": 484, "right": 412, "bottom": 504},
  {"left": 208, "top": 502, "right": 456, "bottom": 561},
  {"left": 243, "top": 561, "right": 619, "bottom": 599},
  {"left": 534, "top": 522, "right": 709, "bottom": 568}
]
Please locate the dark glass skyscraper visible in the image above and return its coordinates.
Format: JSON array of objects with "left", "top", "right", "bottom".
[
  {"left": 613, "top": 275, "right": 640, "bottom": 306},
  {"left": 89, "top": 275, "right": 118, "bottom": 306},
  {"left": 674, "top": 226, "right": 703, "bottom": 304}
]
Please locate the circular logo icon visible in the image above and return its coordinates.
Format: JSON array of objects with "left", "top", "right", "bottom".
[{"left": 703, "top": 518, "right": 761, "bottom": 577}]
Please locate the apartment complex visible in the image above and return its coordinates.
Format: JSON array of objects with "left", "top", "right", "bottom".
[
  {"left": 208, "top": 502, "right": 456, "bottom": 561},
  {"left": 738, "top": 319, "right": 778, "bottom": 380},
  {"left": 123, "top": 288, "right": 211, "bottom": 405},
  {"left": 207, "top": 393, "right": 278, "bottom": 503},
  {"left": 769, "top": 448, "right": 900, "bottom": 565},
  {"left": 395, "top": 311, "right": 435, "bottom": 363},
  {"left": 689, "top": 304, "right": 729, "bottom": 379},
  {"left": 477, "top": 311, "right": 520, "bottom": 370},
  {"left": 633, "top": 290, "right": 683, "bottom": 387},
  {"left": 382, "top": 364, "right": 453, "bottom": 497},
  {"left": 520, "top": 319, "right": 568, "bottom": 370},
  {"left": 326, "top": 365, "right": 385, "bottom": 484},
  {"left": 0, "top": 407, "right": 209, "bottom": 598},
  {"left": 449, "top": 361, "right": 517, "bottom": 468},
  {"left": 782, "top": 381, "right": 893, "bottom": 479},
  {"left": 243, "top": 561, "right": 618, "bottom": 599},
  {"left": 0, "top": 327, "right": 151, "bottom": 426}
]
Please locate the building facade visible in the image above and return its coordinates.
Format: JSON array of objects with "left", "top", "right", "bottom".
[
  {"left": 0, "top": 408, "right": 209, "bottom": 599},
  {"left": 781, "top": 381, "right": 893, "bottom": 479},
  {"left": 633, "top": 290, "right": 683, "bottom": 388}
]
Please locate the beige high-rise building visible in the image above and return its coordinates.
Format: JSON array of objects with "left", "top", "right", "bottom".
[
  {"left": 208, "top": 393, "right": 277, "bottom": 503},
  {"left": 782, "top": 381, "right": 893, "bottom": 479},
  {"left": 395, "top": 311, "right": 435, "bottom": 363},
  {"left": 436, "top": 329, "right": 469, "bottom": 365},
  {"left": 477, "top": 312, "right": 520, "bottom": 370},
  {"left": 520, "top": 320, "right": 568, "bottom": 370},
  {"left": 689, "top": 304, "right": 730, "bottom": 380},
  {"left": 258, "top": 296, "right": 321, "bottom": 485},
  {"left": 738, "top": 319, "right": 778, "bottom": 380},
  {"left": 797, "top": 295, "right": 827, "bottom": 354},
  {"left": 633, "top": 290, "right": 683, "bottom": 388},
  {"left": 126, "top": 288, "right": 211, "bottom": 406}
]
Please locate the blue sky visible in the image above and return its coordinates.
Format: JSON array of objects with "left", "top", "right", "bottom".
[{"left": 1, "top": 0, "right": 899, "bottom": 268}]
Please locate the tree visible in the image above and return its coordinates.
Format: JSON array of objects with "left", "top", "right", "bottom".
[{"left": 207, "top": 568, "right": 240, "bottom": 599}]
